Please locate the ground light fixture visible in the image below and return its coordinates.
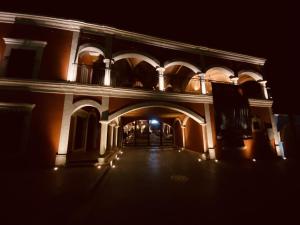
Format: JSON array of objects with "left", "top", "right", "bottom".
[
  {"left": 283, "top": 157, "right": 287, "bottom": 160},
  {"left": 53, "top": 167, "right": 59, "bottom": 171},
  {"left": 110, "top": 160, "right": 116, "bottom": 168},
  {"left": 252, "top": 158, "right": 256, "bottom": 162},
  {"left": 198, "top": 158, "right": 202, "bottom": 162},
  {"left": 97, "top": 165, "right": 101, "bottom": 169},
  {"left": 214, "top": 159, "right": 218, "bottom": 163}
]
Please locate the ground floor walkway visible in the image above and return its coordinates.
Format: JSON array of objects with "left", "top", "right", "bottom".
[{"left": 1, "top": 147, "right": 299, "bottom": 225}]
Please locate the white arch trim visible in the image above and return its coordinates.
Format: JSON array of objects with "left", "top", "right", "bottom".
[
  {"left": 238, "top": 70, "right": 263, "bottom": 82},
  {"left": 76, "top": 45, "right": 105, "bottom": 61},
  {"left": 164, "top": 61, "right": 201, "bottom": 74},
  {"left": 72, "top": 99, "right": 102, "bottom": 115},
  {"left": 108, "top": 101, "right": 205, "bottom": 124},
  {"left": 205, "top": 67, "right": 234, "bottom": 79},
  {"left": 112, "top": 53, "right": 160, "bottom": 68}
]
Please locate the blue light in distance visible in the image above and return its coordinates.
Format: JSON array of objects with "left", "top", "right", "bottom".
[{"left": 149, "top": 119, "right": 159, "bottom": 125}]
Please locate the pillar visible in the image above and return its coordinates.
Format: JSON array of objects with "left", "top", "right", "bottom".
[
  {"left": 204, "top": 103, "right": 216, "bottom": 159},
  {"left": 67, "top": 31, "right": 80, "bottom": 81},
  {"left": 201, "top": 124, "right": 208, "bottom": 153},
  {"left": 114, "top": 125, "right": 119, "bottom": 147},
  {"left": 230, "top": 77, "right": 239, "bottom": 85},
  {"left": 156, "top": 67, "right": 165, "bottom": 91},
  {"left": 199, "top": 73, "right": 207, "bottom": 94},
  {"left": 108, "top": 123, "right": 115, "bottom": 150},
  {"left": 181, "top": 125, "right": 186, "bottom": 149},
  {"left": 269, "top": 108, "right": 285, "bottom": 157},
  {"left": 259, "top": 80, "right": 268, "bottom": 99},
  {"left": 103, "top": 58, "right": 114, "bottom": 86},
  {"left": 99, "top": 121, "right": 109, "bottom": 155},
  {"left": 55, "top": 94, "right": 73, "bottom": 166}
]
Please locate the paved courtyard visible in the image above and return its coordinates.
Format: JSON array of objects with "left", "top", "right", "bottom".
[{"left": 1, "top": 147, "right": 299, "bottom": 225}]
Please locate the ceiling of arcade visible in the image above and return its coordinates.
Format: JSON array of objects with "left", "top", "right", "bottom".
[{"left": 119, "top": 107, "right": 186, "bottom": 126}]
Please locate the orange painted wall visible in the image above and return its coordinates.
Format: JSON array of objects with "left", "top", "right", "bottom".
[
  {"left": 0, "top": 90, "right": 65, "bottom": 167},
  {"left": 0, "top": 22, "right": 73, "bottom": 81},
  {"left": 184, "top": 118, "right": 204, "bottom": 153}
]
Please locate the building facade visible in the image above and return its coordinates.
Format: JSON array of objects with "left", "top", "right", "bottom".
[{"left": 0, "top": 12, "right": 285, "bottom": 168}]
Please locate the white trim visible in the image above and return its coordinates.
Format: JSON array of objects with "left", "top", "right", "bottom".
[
  {"left": 238, "top": 70, "right": 263, "bottom": 83},
  {"left": 0, "top": 11, "right": 266, "bottom": 65},
  {"left": 0, "top": 102, "right": 35, "bottom": 110},
  {"left": 112, "top": 52, "right": 160, "bottom": 68},
  {"left": 0, "top": 79, "right": 273, "bottom": 107},
  {"left": 1, "top": 37, "right": 47, "bottom": 78},
  {"left": 164, "top": 61, "right": 201, "bottom": 73},
  {"left": 67, "top": 31, "right": 80, "bottom": 81},
  {"left": 72, "top": 99, "right": 102, "bottom": 115},
  {"left": 108, "top": 101, "right": 205, "bottom": 124},
  {"left": 3, "top": 38, "right": 47, "bottom": 47},
  {"left": 205, "top": 67, "right": 234, "bottom": 81}
]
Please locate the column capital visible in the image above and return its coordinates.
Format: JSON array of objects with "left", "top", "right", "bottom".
[
  {"left": 258, "top": 80, "right": 267, "bottom": 85},
  {"left": 103, "top": 58, "right": 114, "bottom": 65},
  {"left": 230, "top": 77, "right": 239, "bottom": 85},
  {"left": 181, "top": 125, "right": 186, "bottom": 129},
  {"left": 99, "top": 120, "right": 109, "bottom": 125},
  {"left": 156, "top": 67, "right": 165, "bottom": 75}
]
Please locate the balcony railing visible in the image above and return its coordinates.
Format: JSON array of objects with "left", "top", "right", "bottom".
[{"left": 74, "top": 64, "right": 269, "bottom": 99}]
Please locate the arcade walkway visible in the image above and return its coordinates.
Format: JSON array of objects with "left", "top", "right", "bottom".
[{"left": 1, "top": 147, "right": 299, "bottom": 225}]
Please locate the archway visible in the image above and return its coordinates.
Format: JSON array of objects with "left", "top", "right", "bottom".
[
  {"left": 111, "top": 52, "right": 159, "bottom": 89},
  {"left": 67, "top": 106, "right": 101, "bottom": 162}
]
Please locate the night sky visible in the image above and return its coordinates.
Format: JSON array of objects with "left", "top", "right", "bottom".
[{"left": 0, "top": 1, "right": 297, "bottom": 113}]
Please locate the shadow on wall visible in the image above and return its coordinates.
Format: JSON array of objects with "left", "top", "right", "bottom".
[{"left": 278, "top": 114, "right": 300, "bottom": 158}]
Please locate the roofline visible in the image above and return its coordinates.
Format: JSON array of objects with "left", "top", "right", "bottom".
[{"left": 0, "top": 11, "right": 266, "bottom": 66}]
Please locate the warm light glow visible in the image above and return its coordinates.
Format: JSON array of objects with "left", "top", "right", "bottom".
[
  {"left": 198, "top": 158, "right": 202, "bottom": 162},
  {"left": 89, "top": 51, "right": 100, "bottom": 57},
  {"left": 112, "top": 165, "right": 116, "bottom": 168},
  {"left": 97, "top": 165, "right": 101, "bottom": 169},
  {"left": 252, "top": 158, "right": 256, "bottom": 162},
  {"left": 53, "top": 167, "right": 59, "bottom": 171},
  {"left": 214, "top": 159, "right": 218, "bottom": 163},
  {"left": 283, "top": 157, "right": 287, "bottom": 160},
  {"left": 119, "top": 150, "right": 124, "bottom": 154},
  {"left": 178, "top": 150, "right": 181, "bottom": 152}
]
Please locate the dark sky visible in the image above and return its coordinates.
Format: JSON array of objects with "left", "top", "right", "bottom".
[{"left": 0, "top": 1, "right": 297, "bottom": 113}]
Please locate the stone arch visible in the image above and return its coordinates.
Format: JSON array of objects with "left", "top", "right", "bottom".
[
  {"left": 108, "top": 101, "right": 205, "bottom": 124},
  {"left": 72, "top": 99, "right": 102, "bottom": 116},
  {"left": 164, "top": 61, "right": 201, "bottom": 74},
  {"left": 205, "top": 66, "right": 234, "bottom": 82},
  {"left": 76, "top": 44, "right": 106, "bottom": 62},
  {"left": 112, "top": 51, "right": 160, "bottom": 68},
  {"left": 238, "top": 70, "right": 263, "bottom": 84}
]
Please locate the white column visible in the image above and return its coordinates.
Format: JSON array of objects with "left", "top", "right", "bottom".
[
  {"left": 259, "top": 80, "right": 269, "bottom": 99},
  {"left": 199, "top": 73, "right": 207, "bottom": 94},
  {"left": 99, "top": 121, "right": 109, "bottom": 155},
  {"left": 181, "top": 125, "right": 186, "bottom": 149},
  {"left": 156, "top": 67, "right": 165, "bottom": 91},
  {"left": 103, "top": 58, "right": 114, "bottom": 86},
  {"left": 67, "top": 31, "right": 80, "bottom": 81},
  {"left": 114, "top": 125, "right": 119, "bottom": 147},
  {"left": 269, "top": 108, "right": 284, "bottom": 157},
  {"left": 230, "top": 77, "right": 239, "bottom": 85},
  {"left": 204, "top": 103, "right": 216, "bottom": 159},
  {"left": 201, "top": 124, "right": 208, "bottom": 153},
  {"left": 108, "top": 123, "right": 115, "bottom": 149},
  {"left": 55, "top": 94, "right": 74, "bottom": 166}
]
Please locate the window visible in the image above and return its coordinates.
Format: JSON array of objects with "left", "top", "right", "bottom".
[{"left": 0, "top": 38, "right": 47, "bottom": 79}]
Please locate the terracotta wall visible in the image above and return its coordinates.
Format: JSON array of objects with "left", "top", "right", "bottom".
[
  {"left": 184, "top": 118, "right": 204, "bottom": 153},
  {"left": 0, "top": 22, "right": 73, "bottom": 81},
  {"left": 0, "top": 90, "right": 65, "bottom": 167}
]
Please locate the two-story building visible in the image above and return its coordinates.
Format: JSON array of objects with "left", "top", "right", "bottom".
[{"left": 0, "top": 11, "right": 285, "bottom": 168}]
